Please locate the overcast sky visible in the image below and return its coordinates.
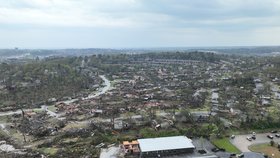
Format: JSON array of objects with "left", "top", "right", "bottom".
[{"left": 0, "top": 0, "right": 280, "bottom": 48}]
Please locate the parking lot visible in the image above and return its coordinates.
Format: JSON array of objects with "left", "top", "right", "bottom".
[{"left": 230, "top": 133, "right": 280, "bottom": 152}]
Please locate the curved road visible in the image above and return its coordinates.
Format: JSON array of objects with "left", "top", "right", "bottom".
[{"left": 83, "top": 75, "right": 111, "bottom": 100}]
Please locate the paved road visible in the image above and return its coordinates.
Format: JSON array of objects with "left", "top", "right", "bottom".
[
  {"left": 41, "top": 105, "right": 60, "bottom": 118},
  {"left": 230, "top": 133, "right": 280, "bottom": 152},
  {"left": 84, "top": 75, "right": 111, "bottom": 100},
  {"left": 0, "top": 110, "right": 22, "bottom": 117}
]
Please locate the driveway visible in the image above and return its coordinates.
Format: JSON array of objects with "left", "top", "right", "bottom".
[{"left": 230, "top": 133, "right": 280, "bottom": 152}]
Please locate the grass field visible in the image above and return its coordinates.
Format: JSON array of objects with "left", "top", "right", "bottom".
[
  {"left": 0, "top": 116, "right": 8, "bottom": 123},
  {"left": 212, "top": 138, "right": 241, "bottom": 153},
  {"left": 39, "top": 147, "right": 58, "bottom": 155},
  {"left": 249, "top": 143, "right": 280, "bottom": 158}
]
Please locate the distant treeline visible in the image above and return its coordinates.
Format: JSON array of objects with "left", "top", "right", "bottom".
[
  {"left": 131, "top": 51, "right": 226, "bottom": 63},
  {"left": 204, "top": 46, "right": 280, "bottom": 56},
  {"left": 88, "top": 51, "right": 227, "bottom": 65},
  {"left": 1, "top": 46, "right": 280, "bottom": 59}
]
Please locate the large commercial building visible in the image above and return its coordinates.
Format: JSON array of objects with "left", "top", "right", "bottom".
[{"left": 137, "top": 136, "right": 195, "bottom": 157}]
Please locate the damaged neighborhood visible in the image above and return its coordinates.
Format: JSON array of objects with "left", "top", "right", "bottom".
[
  {"left": 1, "top": 50, "right": 280, "bottom": 158},
  {"left": 2, "top": 0, "right": 280, "bottom": 157}
]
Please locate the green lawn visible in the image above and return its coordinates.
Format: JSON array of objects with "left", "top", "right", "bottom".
[
  {"left": 212, "top": 138, "right": 241, "bottom": 153},
  {"left": 249, "top": 143, "right": 280, "bottom": 158},
  {"left": 0, "top": 116, "right": 8, "bottom": 123},
  {"left": 47, "top": 105, "right": 57, "bottom": 112},
  {"left": 39, "top": 147, "right": 58, "bottom": 155}
]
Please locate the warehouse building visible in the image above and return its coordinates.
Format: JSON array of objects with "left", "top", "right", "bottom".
[{"left": 137, "top": 136, "right": 195, "bottom": 157}]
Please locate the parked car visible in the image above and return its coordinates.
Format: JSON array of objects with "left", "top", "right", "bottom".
[
  {"left": 231, "top": 135, "right": 235, "bottom": 139},
  {"left": 238, "top": 153, "right": 244, "bottom": 158},
  {"left": 275, "top": 134, "right": 280, "bottom": 138},
  {"left": 251, "top": 135, "right": 256, "bottom": 140},
  {"left": 246, "top": 136, "right": 252, "bottom": 141},
  {"left": 219, "top": 148, "right": 226, "bottom": 152},
  {"left": 252, "top": 132, "right": 256, "bottom": 136},
  {"left": 211, "top": 148, "right": 220, "bottom": 152},
  {"left": 267, "top": 135, "right": 274, "bottom": 139},
  {"left": 271, "top": 130, "right": 278, "bottom": 133},
  {"left": 230, "top": 153, "right": 236, "bottom": 156}
]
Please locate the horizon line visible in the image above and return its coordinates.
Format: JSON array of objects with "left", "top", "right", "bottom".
[{"left": 1, "top": 45, "right": 280, "bottom": 50}]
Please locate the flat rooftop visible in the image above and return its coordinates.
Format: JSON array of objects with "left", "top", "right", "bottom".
[{"left": 138, "top": 136, "right": 195, "bottom": 152}]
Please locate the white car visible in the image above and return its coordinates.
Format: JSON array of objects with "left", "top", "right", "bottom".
[
  {"left": 267, "top": 135, "right": 274, "bottom": 139},
  {"left": 246, "top": 136, "right": 252, "bottom": 141}
]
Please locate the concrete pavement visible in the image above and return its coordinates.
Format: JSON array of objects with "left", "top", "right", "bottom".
[{"left": 230, "top": 133, "right": 280, "bottom": 152}]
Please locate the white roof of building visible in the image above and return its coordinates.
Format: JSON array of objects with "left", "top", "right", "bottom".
[
  {"left": 211, "top": 92, "right": 219, "bottom": 100},
  {"left": 138, "top": 136, "right": 195, "bottom": 152}
]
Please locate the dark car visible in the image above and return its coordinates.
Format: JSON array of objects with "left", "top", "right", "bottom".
[
  {"left": 219, "top": 148, "right": 226, "bottom": 152},
  {"left": 251, "top": 135, "right": 256, "bottom": 140},
  {"left": 267, "top": 135, "right": 274, "bottom": 139},
  {"left": 271, "top": 130, "right": 278, "bottom": 133}
]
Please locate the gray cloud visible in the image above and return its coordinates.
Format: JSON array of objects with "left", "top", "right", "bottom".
[{"left": 0, "top": 0, "right": 280, "bottom": 48}]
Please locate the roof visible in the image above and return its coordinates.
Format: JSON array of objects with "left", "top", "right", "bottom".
[
  {"left": 123, "top": 140, "right": 139, "bottom": 145},
  {"left": 138, "top": 136, "right": 195, "bottom": 152},
  {"left": 123, "top": 141, "right": 129, "bottom": 145},
  {"left": 211, "top": 93, "right": 219, "bottom": 99}
]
